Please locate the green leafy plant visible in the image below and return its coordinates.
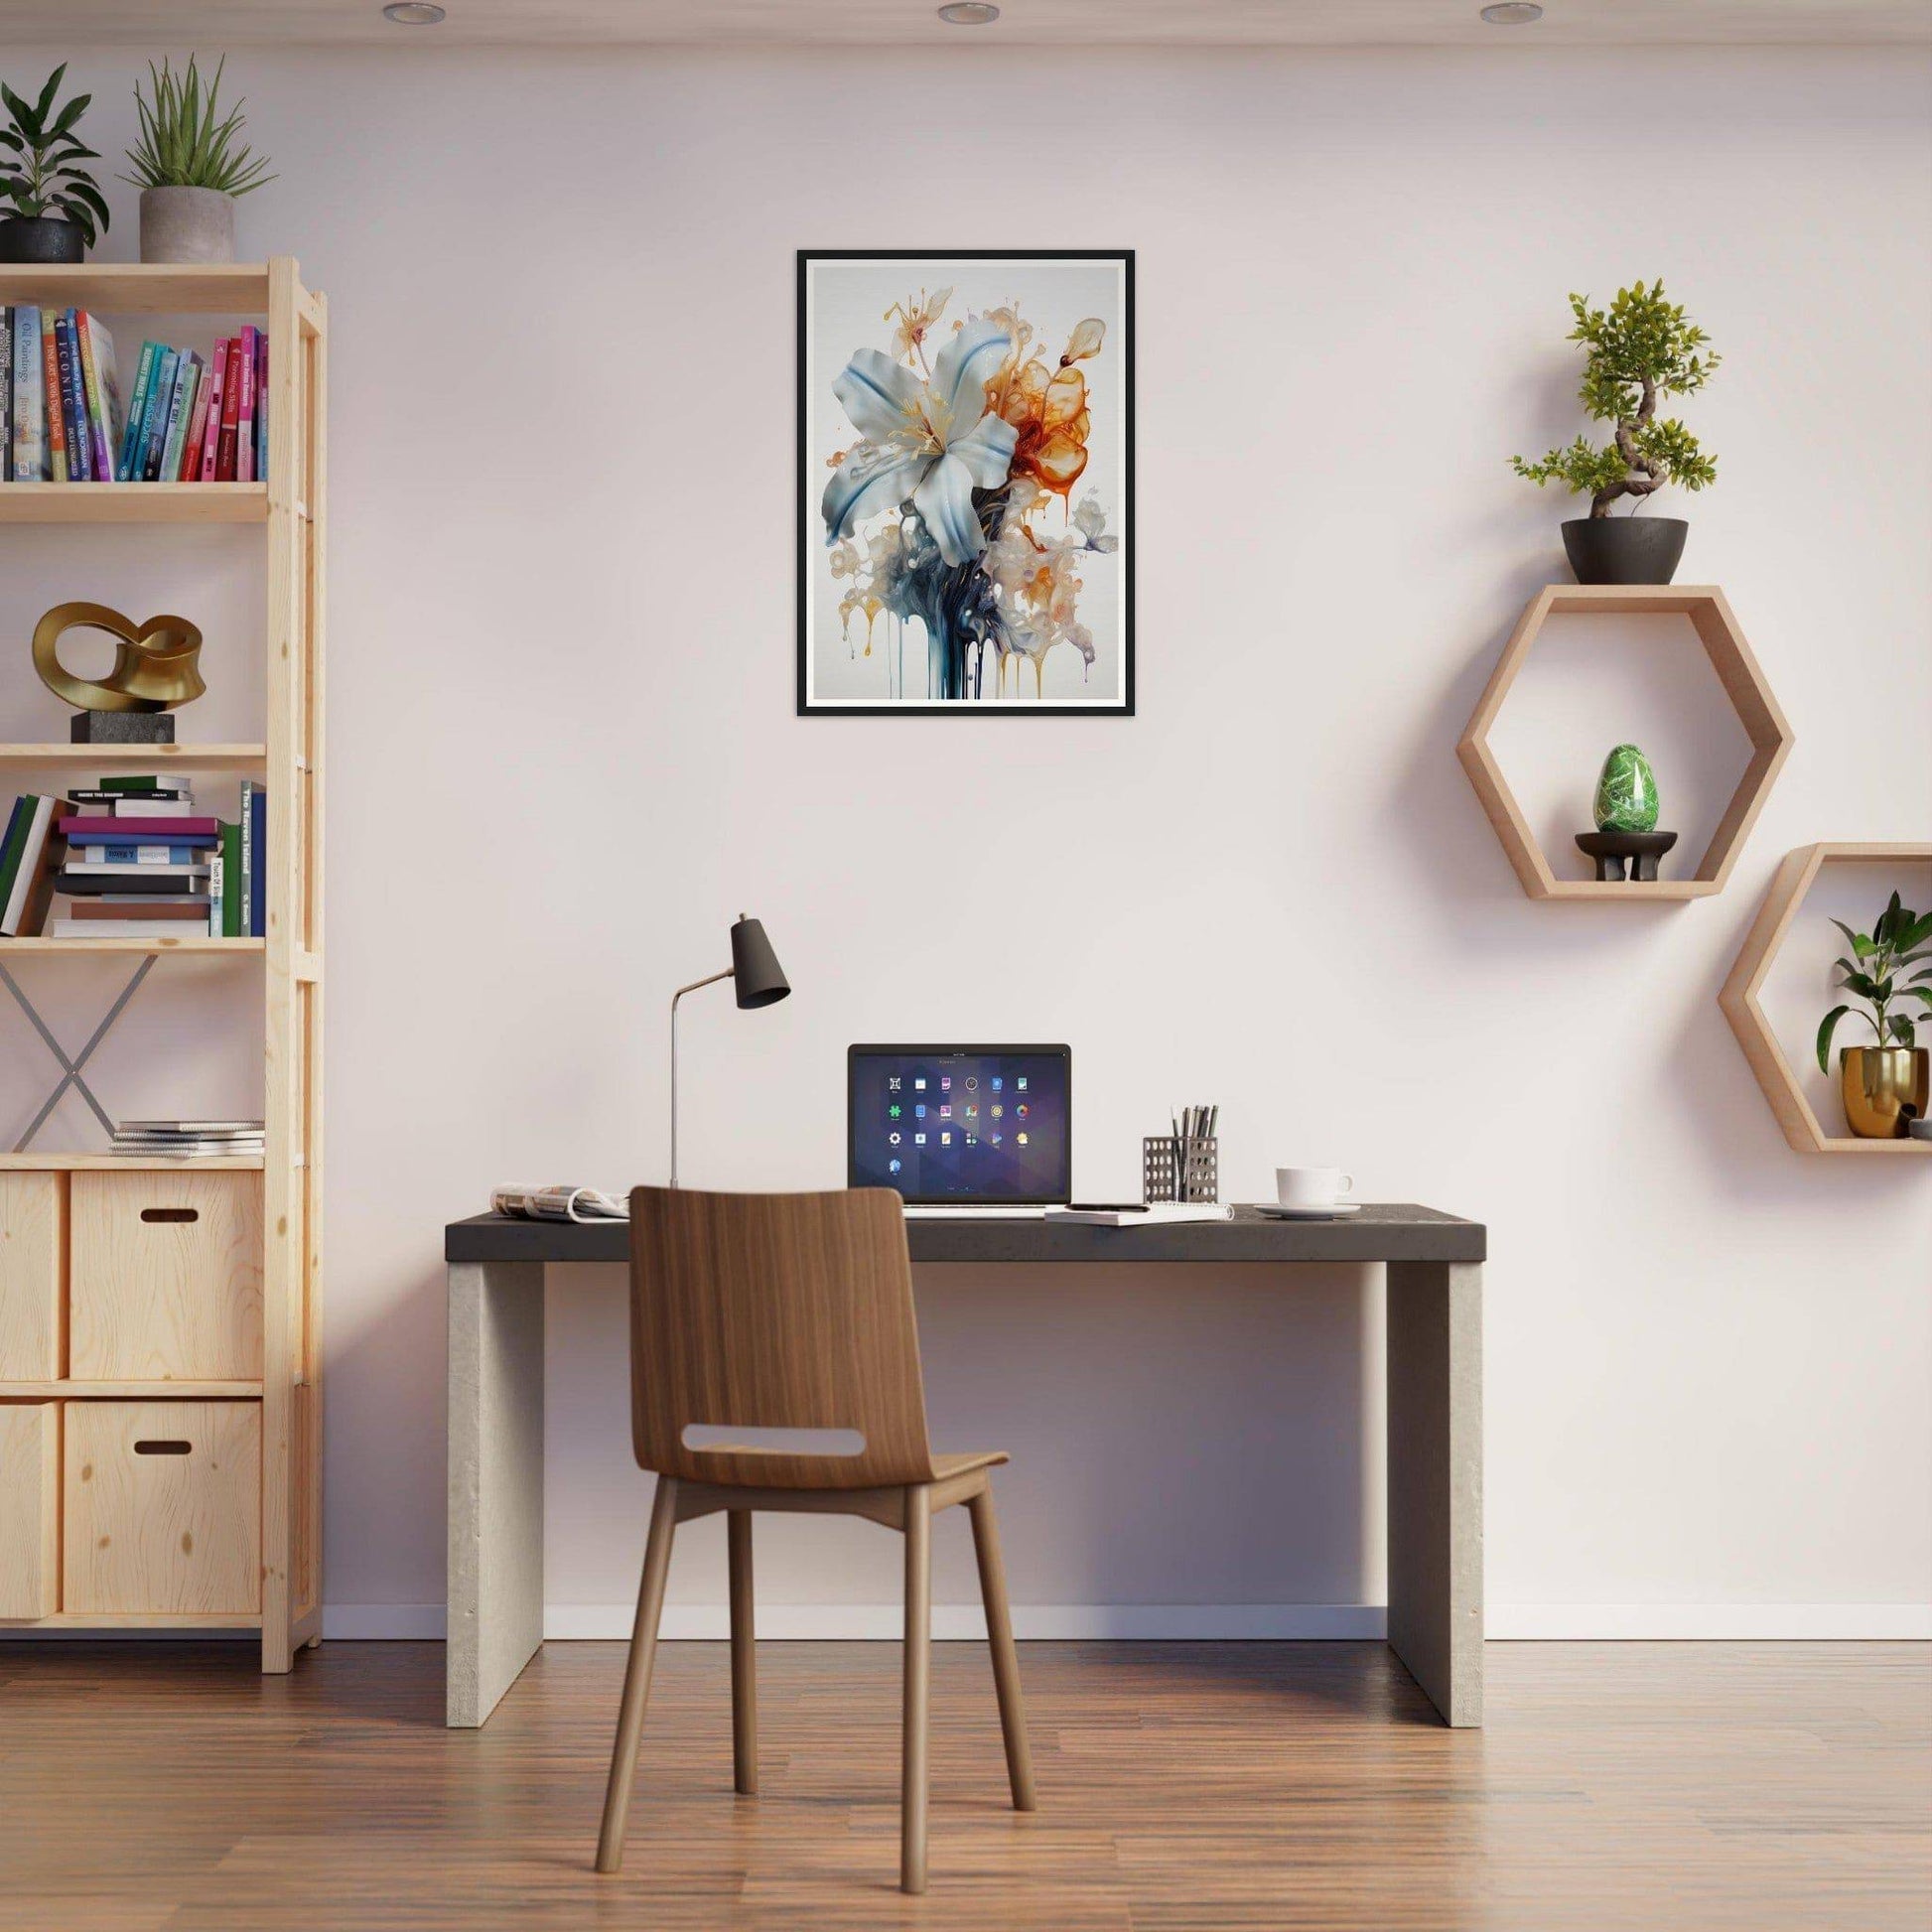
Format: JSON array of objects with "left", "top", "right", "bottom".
[
  {"left": 1512, "top": 281, "right": 1719, "bottom": 518},
  {"left": 0, "top": 65, "right": 110, "bottom": 245},
  {"left": 122, "top": 57, "right": 274, "bottom": 198},
  {"left": 1816, "top": 893, "right": 1932, "bottom": 1071}
]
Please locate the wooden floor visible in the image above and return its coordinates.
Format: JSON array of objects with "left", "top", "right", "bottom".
[{"left": 0, "top": 1640, "right": 1925, "bottom": 1930}]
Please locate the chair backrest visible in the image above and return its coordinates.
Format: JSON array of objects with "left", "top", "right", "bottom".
[{"left": 626, "top": 1185, "right": 939, "bottom": 1490}]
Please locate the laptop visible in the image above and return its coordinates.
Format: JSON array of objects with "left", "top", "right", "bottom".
[{"left": 848, "top": 1043, "right": 1071, "bottom": 1216}]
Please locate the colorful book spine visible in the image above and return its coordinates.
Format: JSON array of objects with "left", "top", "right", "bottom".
[
  {"left": 61, "top": 815, "right": 219, "bottom": 840},
  {"left": 179, "top": 353, "right": 214, "bottom": 481},
  {"left": 159, "top": 354, "right": 201, "bottom": 484},
  {"left": 56, "top": 312, "right": 90, "bottom": 481},
  {"left": 0, "top": 307, "right": 11, "bottom": 483},
  {"left": 0, "top": 798, "right": 30, "bottom": 907},
  {"left": 254, "top": 331, "right": 268, "bottom": 480},
  {"left": 12, "top": 306, "right": 44, "bottom": 480},
  {"left": 197, "top": 340, "right": 228, "bottom": 481},
  {"left": 40, "top": 311, "right": 67, "bottom": 484},
  {"left": 1, "top": 795, "right": 59, "bottom": 936},
  {"left": 79, "top": 844, "right": 205, "bottom": 865},
  {"left": 236, "top": 326, "right": 258, "bottom": 484},
  {"left": 207, "top": 849, "right": 224, "bottom": 935},
  {"left": 139, "top": 347, "right": 179, "bottom": 483},
  {"left": 220, "top": 820, "right": 242, "bottom": 937},
  {"left": 118, "top": 340, "right": 159, "bottom": 481},
  {"left": 216, "top": 338, "right": 243, "bottom": 481},
  {"left": 248, "top": 785, "right": 266, "bottom": 937},
  {"left": 76, "top": 312, "right": 120, "bottom": 483}
]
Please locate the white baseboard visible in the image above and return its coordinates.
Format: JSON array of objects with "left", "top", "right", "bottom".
[
  {"left": 1488, "top": 1602, "right": 1932, "bottom": 1640},
  {"left": 309, "top": 1601, "right": 1932, "bottom": 1643}
]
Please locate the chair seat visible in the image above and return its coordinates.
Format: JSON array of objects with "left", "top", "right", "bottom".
[{"left": 930, "top": 1450, "right": 1008, "bottom": 1481}]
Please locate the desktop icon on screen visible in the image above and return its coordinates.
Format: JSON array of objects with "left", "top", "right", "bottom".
[
  {"left": 889, "top": 1158, "right": 902, "bottom": 1173},
  {"left": 1016, "top": 1076, "right": 1028, "bottom": 1091},
  {"left": 991, "top": 1076, "right": 1003, "bottom": 1092},
  {"left": 1017, "top": 1133, "right": 1028, "bottom": 1146},
  {"left": 915, "top": 1077, "right": 926, "bottom": 1090},
  {"left": 940, "top": 1132, "right": 952, "bottom": 1145}
]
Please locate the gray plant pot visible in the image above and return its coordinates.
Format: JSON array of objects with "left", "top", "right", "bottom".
[{"left": 139, "top": 187, "right": 237, "bottom": 265}]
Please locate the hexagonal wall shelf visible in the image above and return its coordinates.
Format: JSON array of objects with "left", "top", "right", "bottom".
[
  {"left": 1720, "top": 842, "right": 1932, "bottom": 1158},
  {"left": 1456, "top": 585, "right": 1794, "bottom": 900}
]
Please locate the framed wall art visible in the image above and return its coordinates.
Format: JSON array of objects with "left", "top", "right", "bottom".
[{"left": 797, "top": 248, "right": 1134, "bottom": 717}]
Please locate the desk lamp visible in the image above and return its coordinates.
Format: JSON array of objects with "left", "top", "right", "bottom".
[{"left": 668, "top": 915, "right": 790, "bottom": 1186}]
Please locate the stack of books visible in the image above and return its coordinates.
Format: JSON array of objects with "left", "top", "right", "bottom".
[
  {"left": 111, "top": 1119, "right": 265, "bottom": 1160},
  {"left": 2, "top": 308, "right": 266, "bottom": 484},
  {"left": 0, "top": 776, "right": 267, "bottom": 939}
]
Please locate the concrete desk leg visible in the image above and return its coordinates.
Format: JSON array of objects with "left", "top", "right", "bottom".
[
  {"left": 1386, "top": 1260, "right": 1483, "bottom": 1726},
  {"left": 447, "top": 1260, "right": 546, "bottom": 1727}
]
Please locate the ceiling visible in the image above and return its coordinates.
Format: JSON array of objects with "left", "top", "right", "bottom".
[{"left": 9, "top": 0, "right": 1931, "bottom": 48}]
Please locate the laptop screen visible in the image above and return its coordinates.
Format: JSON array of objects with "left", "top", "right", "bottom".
[{"left": 848, "top": 1044, "right": 1071, "bottom": 1204}]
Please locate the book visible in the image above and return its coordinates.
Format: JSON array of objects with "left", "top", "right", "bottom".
[
  {"left": 68, "top": 792, "right": 194, "bottom": 813},
  {"left": 247, "top": 784, "right": 266, "bottom": 937},
  {"left": 60, "top": 815, "right": 220, "bottom": 840},
  {"left": 55, "top": 312, "right": 88, "bottom": 481},
  {"left": 67, "top": 898, "right": 210, "bottom": 920},
  {"left": 118, "top": 339, "right": 159, "bottom": 480},
  {"left": 57, "top": 867, "right": 209, "bottom": 896},
  {"left": 139, "top": 346, "right": 179, "bottom": 482},
  {"left": 0, "top": 797, "right": 31, "bottom": 909},
  {"left": 1043, "top": 1203, "right": 1234, "bottom": 1227},
  {"left": 98, "top": 773, "right": 175, "bottom": 794},
  {"left": 239, "top": 780, "right": 255, "bottom": 937},
  {"left": 1, "top": 305, "right": 11, "bottom": 482},
  {"left": 1, "top": 794, "right": 61, "bottom": 935},
  {"left": 39, "top": 311, "right": 66, "bottom": 483},
  {"left": 70, "top": 844, "right": 207, "bottom": 864},
  {"left": 179, "top": 350, "right": 214, "bottom": 481},
  {"left": 198, "top": 339, "right": 227, "bottom": 481},
  {"left": 216, "top": 338, "right": 243, "bottom": 481},
  {"left": 254, "top": 331, "right": 268, "bottom": 480},
  {"left": 48, "top": 918, "right": 211, "bottom": 939},
  {"left": 76, "top": 312, "right": 120, "bottom": 483},
  {"left": 11, "top": 306, "right": 43, "bottom": 481},
  {"left": 235, "top": 326, "right": 257, "bottom": 484},
  {"left": 219, "top": 819, "right": 241, "bottom": 937},
  {"left": 158, "top": 353, "right": 202, "bottom": 484}
]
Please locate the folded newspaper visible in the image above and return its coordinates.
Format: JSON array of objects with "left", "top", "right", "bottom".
[{"left": 490, "top": 1185, "right": 630, "bottom": 1224}]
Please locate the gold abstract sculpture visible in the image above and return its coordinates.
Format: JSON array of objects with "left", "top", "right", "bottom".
[{"left": 33, "top": 602, "right": 206, "bottom": 714}]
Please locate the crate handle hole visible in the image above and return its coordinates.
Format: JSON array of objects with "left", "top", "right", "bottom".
[
  {"left": 133, "top": 1440, "right": 193, "bottom": 1455},
  {"left": 140, "top": 1207, "right": 199, "bottom": 1224}
]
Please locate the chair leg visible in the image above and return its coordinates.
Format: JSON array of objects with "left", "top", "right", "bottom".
[
  {"left": 595, "top": 1475, "right": 680, "bottom": 1873},
  {"left": 967, "top": 1485, "right": 1037, "bottom": 1812},
  {"left": 728, "top": 1509, "right": 758, "bottom": 1796},
  {"left": 901, "top": 1483, "right": 932, "bottom": 1896}
]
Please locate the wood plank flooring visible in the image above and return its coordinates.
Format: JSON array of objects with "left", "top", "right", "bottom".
[{"left": 0, "top": 1640, "right": 1925, "bottom": 1929}]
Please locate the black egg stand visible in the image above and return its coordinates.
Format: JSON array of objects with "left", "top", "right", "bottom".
[{"left": 1575, "top": 829, "right": 1679, "bottom": 883}]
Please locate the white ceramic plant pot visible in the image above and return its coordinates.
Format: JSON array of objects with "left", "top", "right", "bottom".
[{"left": 139, "top": 187, "right": 236, "bottom": 265}]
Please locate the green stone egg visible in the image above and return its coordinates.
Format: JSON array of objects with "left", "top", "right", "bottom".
[{"left": 1593, "top": 744, "right": 1659, "bottom": 833}]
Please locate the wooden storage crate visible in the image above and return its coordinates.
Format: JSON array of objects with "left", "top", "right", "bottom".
[
  {"left": 63, "top": 1401, "right": 261, "bottom": 1615},
  {"left": 0, "top": 1403, "right": 60, "bottom": 1617},
  {"left": 0, "top": 1172, "right": 66, "bottom": 1379},
  {"left": 69, "top": 1172, "right": 263, "bottom": 1382}
]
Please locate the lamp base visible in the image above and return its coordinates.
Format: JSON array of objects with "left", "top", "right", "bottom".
[{"left": 70, "top": 711, "right": 176, "bottom": 744}]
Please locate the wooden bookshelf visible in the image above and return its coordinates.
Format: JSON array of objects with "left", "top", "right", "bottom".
[{"left": 0, "top": 260, "right": 327, "bottom": 1669}]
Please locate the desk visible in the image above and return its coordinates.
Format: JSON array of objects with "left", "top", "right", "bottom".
[{"left": 444, "top": 1203, "right": 1484, "bottom": 1730}]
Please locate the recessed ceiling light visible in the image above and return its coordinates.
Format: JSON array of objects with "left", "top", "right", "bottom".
[
  {"left": 937, "top": 2, "right": 1001, "bottom": 23},
  {"left": 382, "top": 1, "right": 446, "bottom": 21},
  {"left": 1480, "top": 2, "right": 1543, "bottom": 21}
]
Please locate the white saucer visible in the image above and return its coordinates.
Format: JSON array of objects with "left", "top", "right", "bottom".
[{"left": 1252, "top": 1201, "right": 1362, "bottom": 1220}]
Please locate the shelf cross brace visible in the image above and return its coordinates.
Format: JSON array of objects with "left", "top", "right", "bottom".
[{"left": 0, "top": 956, "right": 156, "bottom": 1152}]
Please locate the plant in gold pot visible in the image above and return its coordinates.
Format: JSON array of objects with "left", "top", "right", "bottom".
[
  {"left": 1816, "top": 893, "right": 1932, "bottom": 1139},
  {"left": 122, "top": 56, "right": 273, "bottom": 265}
]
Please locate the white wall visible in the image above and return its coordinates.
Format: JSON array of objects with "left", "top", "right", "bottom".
[{"left": 4, "top": 43, "right": 1928, "bottom": 1640}]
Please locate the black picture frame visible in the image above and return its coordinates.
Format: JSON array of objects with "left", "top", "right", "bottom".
[{"left": 796, "top": 248, "right": 1136, "bottom": 718}]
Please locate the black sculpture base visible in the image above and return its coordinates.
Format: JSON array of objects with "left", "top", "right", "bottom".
[
  {"left": 1576, "top": 829, "right": 1679, "bottom": 882},
  {"left": 70, "top": 712, "right": 175, "bottom": 744}
]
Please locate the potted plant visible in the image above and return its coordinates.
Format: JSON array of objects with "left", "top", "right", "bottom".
[
  {"left": 122, "top": 57, "right": 273, "bottom": 265},
  {"left": 1512, "top": 281, "right": 1719, "bottom": 586},
  {"left": 0, "top": 66, "right": 110, "bottom": 264},
  {"left": 1817, "top": 893, "right": 1932, "bottom": 1139}
]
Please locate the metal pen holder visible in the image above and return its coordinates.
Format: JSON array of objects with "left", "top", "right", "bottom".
[{"left": 1143, "top": 1135, "right": 1219, "bottom": 1205}]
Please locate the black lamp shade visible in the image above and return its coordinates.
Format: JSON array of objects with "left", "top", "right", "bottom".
[{"left": 730, "top": 915, "right": 790, "bottom": 1009}]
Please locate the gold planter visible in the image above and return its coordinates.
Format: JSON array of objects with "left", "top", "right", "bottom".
[{"left": 1840, "top": 1045, "right": 1930, "bottom": 1139}]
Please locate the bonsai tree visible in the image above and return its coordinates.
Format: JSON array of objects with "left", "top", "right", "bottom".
[
  {"left": 0, "top": 65, "right": 110, "bottom": 246},
  {"left": 1513, "top": 281, "right": 1718, "bottom": 518},
  {"left": 1817, "top": 892, "right": 1932, "bottom": 1071}
]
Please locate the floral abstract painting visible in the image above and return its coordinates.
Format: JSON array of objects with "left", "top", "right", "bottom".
[{"left": 798, "top": 250, "right": 1134, "bottom": 715}]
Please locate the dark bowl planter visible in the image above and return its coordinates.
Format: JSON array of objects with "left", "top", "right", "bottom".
[
  {"left": 1562, "top": 516, "right": 1689, "bottom": 586},
  {"left": 0, "top": 215, "right": 86, "bottom": 264}
]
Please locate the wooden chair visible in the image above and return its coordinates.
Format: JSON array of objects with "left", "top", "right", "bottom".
[{"left": 595, "top": 1185, "right": 1037, "bottom": 1895}]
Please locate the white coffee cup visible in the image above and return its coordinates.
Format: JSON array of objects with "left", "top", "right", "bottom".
[{"left": 1276, "top": 1167, "right": 1354, "bottom": 1210}]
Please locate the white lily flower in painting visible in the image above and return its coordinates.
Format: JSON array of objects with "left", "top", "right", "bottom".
[
  {"left": 823, "top": 318, "right": 1018, "bottom": 568},
  {"left": 1072, "top": 491, "right": 1119, "bottom": 553}
]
